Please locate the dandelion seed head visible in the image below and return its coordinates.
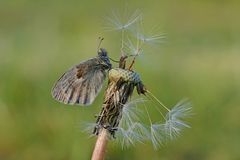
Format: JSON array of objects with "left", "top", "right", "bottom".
[{"left": 82, "top": 96, "right": 192, "bottom": 150}]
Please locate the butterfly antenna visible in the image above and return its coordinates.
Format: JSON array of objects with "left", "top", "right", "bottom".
[
  {"left": 97, "top": 37, "right": 104, "bottom": 52},
  {"left": 109, "top": 57, "right": 120, "bottom": 63}
]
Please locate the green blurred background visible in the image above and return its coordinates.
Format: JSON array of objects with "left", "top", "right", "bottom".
[{"left": 0, "top": 0, "right": 240, "bottom": 159}]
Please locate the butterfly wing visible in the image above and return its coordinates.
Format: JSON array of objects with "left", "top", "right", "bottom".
[{"left": 51, "top": 58, "right": 108, "bottom": 106}]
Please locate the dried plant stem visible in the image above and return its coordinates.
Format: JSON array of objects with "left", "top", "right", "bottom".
[{"left": 91, "top": 129, "right": 109, "bottom": 160}]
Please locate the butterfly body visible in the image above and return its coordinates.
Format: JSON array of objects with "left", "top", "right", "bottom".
[{"left": 52, "top": 47, "right": 146, "bottom": 107}]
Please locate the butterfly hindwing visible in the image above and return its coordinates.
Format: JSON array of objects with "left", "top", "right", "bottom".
[{"left": 51, "top": 58, "right": 107, "bottom": 106}]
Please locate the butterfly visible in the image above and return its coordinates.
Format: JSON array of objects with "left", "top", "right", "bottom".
[{"left": 51, "top": 48, "right": 112, "bottom": 106}]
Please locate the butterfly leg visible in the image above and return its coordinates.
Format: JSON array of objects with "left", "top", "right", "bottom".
[{"left": 103, "top": 125, "right": 118, "bottom": 138}]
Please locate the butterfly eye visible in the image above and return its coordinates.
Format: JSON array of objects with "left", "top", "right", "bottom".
[
  {"left": 98, "top": 48, "right": 107, "bottom": 57},
  {"left": 98, "top": 48, "right": 112, "bottom": 69}
]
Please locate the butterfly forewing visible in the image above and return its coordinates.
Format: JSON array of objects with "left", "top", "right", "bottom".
[{"left": 51, "top": 58, "right": 107, "bottom": 106}]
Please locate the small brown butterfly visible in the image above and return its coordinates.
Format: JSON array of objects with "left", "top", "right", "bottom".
[{"left": 51, "top": 48, "right": 112, "bottom": 106}]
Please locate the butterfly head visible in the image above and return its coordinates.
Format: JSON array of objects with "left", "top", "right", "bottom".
[{"left": 98, "top": 48, "right": 112, "bottom": 69}]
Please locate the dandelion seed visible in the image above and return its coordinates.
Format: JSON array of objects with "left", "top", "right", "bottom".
[
  {"left": 164, "top": 99, "right": 192, "bottom": 140},
  {"left": 81, "top": 122, "right": 97, "bottom": 136},
  {"left": 103, "top": 10, "right": 141, "bottom": 32},
  {"left": 167, "top": 99, "right": 193, "bottom": 119},
  {"left": 123, "top": 38, "right": 144, "bottom": 56},
  {"left": 117, "top": 122, "right": 149, "bottom": 148},
  {"left": 120, "top": 98, "right": 145, "bottom": 127},
  {"left": 136, "top": 32, "right": 166, "bottom": 45},
  {"left": 133, "top": 23, "right": 166, "bottom": 45},
  {"left": 116, "top": 98, "right": 150, "bottom": 148},
  {"left": 150, "top": 123, "right": 166, "bottom": 149}
]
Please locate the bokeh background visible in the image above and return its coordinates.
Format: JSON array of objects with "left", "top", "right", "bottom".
[{"left": 0, "top": 0, "right": 240, "bottom": 160}]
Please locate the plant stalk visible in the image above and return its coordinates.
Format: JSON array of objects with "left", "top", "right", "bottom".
[{"left": 91, "top": 129, "right": 109, "bottom": 160}]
